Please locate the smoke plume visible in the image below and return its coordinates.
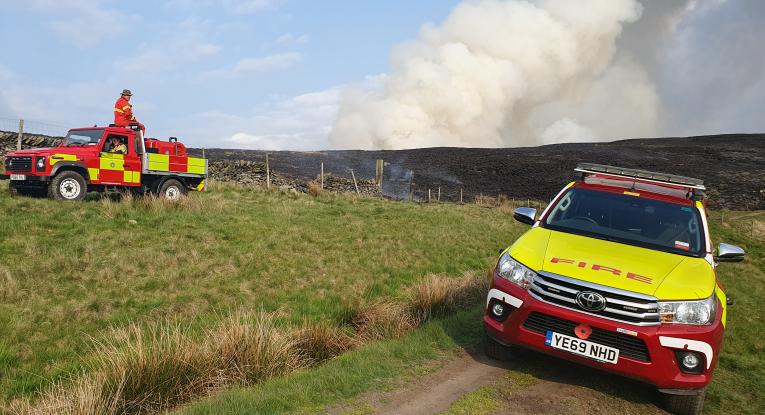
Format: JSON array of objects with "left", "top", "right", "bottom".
[{"left": 330, "top": 0, "right": 660, "bottom": 149}]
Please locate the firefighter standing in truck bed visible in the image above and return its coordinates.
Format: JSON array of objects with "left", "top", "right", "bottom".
[{"left": 114, "top": 89, "right": 146, "bottom": 135}]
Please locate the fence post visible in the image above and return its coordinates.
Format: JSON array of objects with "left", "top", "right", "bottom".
[
  {"left": 265, "top": 153, "right": 271, "bottom": 190},
  {"left": 460, "top": 188, "right": 463, "bottom": 204},
  {"left": 409, "top": 171, "right": 414, "bottom": 202},
  {"left": 438, "top": 187, "right": 441, "bottom": 202},
  {"left": 320, "top": 162, "right": 324, "bottom": 190},
  {"left": 375, "top": 159, "right": 384, "bottom": 189},
  {"left": 350, "top": 169, "right": 360, "bottom": 196},
  {"left": 17, "top": 119, "right": 24, "bottom": 150},
  {"left": 428, "top": 188, "right": 431, "bottom": 203}
]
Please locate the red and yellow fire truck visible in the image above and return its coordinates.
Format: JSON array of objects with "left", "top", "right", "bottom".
[{"left": 1, "top": 125, "right": 207, "bottom": 201}]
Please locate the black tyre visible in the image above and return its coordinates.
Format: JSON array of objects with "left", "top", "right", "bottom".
[
  {"left": 49, "top": 171, "right": 86, "bottom": 201},
  {"left": 483, "top": 330, "right": 518, "bottom": 361},
  {"left": 8, "top": 183, "right": 20, "bottom": 197},
  {"left": 158, "top": 179, "right": 187, "bottom": 201},
  {"left": 662, "top": 389, "right": 706, "bottom": 415}
]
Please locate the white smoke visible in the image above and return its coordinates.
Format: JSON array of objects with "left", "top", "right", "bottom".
[{"left": 330, "top": 0, "right": 661, "bottom": 150}]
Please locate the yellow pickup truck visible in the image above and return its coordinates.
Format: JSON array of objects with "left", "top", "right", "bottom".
[{"left": 483, "top": 164, "right": 745, "bottom": 415}]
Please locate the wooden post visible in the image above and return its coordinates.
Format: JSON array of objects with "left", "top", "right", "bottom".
[
  {"left": 428, "top": 188, "right": 431, "bottom": 203},
  {"left": 409, "top": 170, "right": 414, "bottom": 202},
  {"left": 265, "top": 153, "right": 271, "bottom": 190},
  {"left": 320, "top": 162, "right": 324, "bottom": 190},
  {"left": 375, "top": 159, "right": 384, "bottom": 189},
  {"left": 460, "top": 188, "right": 463, "bottom": 204},
  {"left": 438, "top": 187, "right": 441, "bottom": 202},
  {"left": 350, "top": 169, "right": 360, "bottom": 196},
  {"left": 17, "top": 119, "right": 24, "bottom": 150}
]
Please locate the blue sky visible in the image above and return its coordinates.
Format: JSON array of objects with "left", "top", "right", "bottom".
[
  {"left": 1, "top": 1, "right": 764, "bottom": 150},
  {"left": 0, "top": 0, "right": 460, "bottom": 148}
]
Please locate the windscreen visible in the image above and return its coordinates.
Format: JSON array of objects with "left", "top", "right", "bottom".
[
  {"left": 62, "top": 130, "right": 104, "bottom": 147},
  {"left": 543, "top": 187, "right": 705, "bottom": 256}
]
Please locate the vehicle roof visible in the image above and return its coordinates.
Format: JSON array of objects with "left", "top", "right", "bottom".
[
  {"left": 573, "top": 179, "right": 695, "bottom": 206},
  {"left": 69, "top": 126, "right": 134, "bottom": 133}
]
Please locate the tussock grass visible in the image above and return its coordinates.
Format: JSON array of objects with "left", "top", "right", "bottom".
[
  {"left": 9, "top": 273, "right": 487, "bottom": 415},
  {"left": 346, "top": 300, "right": 416, "bottom": 341},
  {"left": 408, "top": 271, "right": 490, "bottom": 322},
  {"left": 292, "top": 322, "right": 357, "bottom": 365},
  {"left": 307, "top": 181, "right": 325, "bottom": 197},
  {"left": 98, "top": 191, "right": 230, "bottom": 218},
  {"left": 207, "top": 311, "right": 303, "bottom": 387}
]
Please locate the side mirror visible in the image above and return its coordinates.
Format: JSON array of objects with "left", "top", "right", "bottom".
[
  {"left": 714, "top": 243, "right": 746, "bottom": 263},
  {"left": 514, "top": 207, "right": 537, "bottom": 226}
]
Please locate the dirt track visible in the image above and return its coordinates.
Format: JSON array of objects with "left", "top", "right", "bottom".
[{"left": 341, "top": 346, "right": 670, "bottom": 415}]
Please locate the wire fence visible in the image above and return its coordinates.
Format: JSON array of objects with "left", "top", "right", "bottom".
[{"left": 0, "top": 117, "right": 69, "bottom": 138}]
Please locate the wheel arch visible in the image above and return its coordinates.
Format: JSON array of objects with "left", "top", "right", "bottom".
[{"left": 51, "top": 163, "right": 91, "bottom": 182}]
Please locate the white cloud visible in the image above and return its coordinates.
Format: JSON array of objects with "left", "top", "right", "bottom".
[
  {"left": 166, "top": 0, "right": 283, "bottom": 14},
  {"left": 234, "top": 53, "right": 302, "bottom": 73},
  {"left": 170, "top": 87, "right": 340, "bottom": 150},
  {"left": 276, "top": 33, "right": 310, "bottom": 44},
  {"left": 115, "top": 30, "right": 223, "bottom": 76},
  {"left": 16, "top": 0, "right": 140, "bottom": 48},
  {"left": 205, "top": 52, "right": 302, "bottom": 79}
]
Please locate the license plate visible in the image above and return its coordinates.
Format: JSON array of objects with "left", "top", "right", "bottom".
[
  {"left": 545, "top": 331, "right": 619, "bottom": 364},
  {"left": 10, "top": 174, "right": 25, "bottom": 181}
]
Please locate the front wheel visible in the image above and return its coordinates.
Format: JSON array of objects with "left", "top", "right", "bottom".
[
  {"left": 49, "top": 171, "right": 86, "bottom": 201},
  {"left": 159, "top": 179, "right": 187, "bottom": 201},
  {"left": 661, "top": 389, "right": 706, "bottom": 415}
]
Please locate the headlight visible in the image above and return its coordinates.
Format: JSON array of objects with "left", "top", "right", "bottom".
[
  {"left": 497, "top": 252, "right": 535, "bottom": 289},
  {"left": 659, "top": 295, "right": 716, "bottom": 325},
  {"left": 36, "top": 156, "right": 46, "bottom": 171}
]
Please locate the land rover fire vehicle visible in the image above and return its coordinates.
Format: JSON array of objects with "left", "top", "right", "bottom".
[
  {"left": 1, "top": 125, "right": 207, "bottom": 201},
  {"left": 483, "top": 164, "right": 745, "bottom": 415}
]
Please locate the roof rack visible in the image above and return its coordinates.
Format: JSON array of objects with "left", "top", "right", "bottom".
[{"left": 575, "top": 163, "right": 705, "bottom": 190}]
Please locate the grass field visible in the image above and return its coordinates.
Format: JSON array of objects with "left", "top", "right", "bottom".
[
  {"left": 0, "top": 181, "right": 762, "bottom": 414},
  {"left": 0, "top": 181, "right": 517, "bottom": 406}
]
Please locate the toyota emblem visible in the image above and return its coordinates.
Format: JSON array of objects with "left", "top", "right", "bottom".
[{"left": 576, "top": 291, "right": 607, "bottom": 312}]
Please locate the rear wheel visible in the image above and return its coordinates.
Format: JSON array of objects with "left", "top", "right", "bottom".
[
  {"left": 483, "top": 330, "right": 518, "bottom": 361},
  {"left": 49, "top": 171, "right": 86, "bottom": 201},
  {"left": 159, "top": 179, "right": 187, "bottom": 201},
  {"left": 662, "top": 389, "right": 706, "bottom": 415}
]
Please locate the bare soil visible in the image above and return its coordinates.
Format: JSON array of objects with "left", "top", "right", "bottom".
[{"left": 335, "top": 346, "right": 671, "bottom": 415}]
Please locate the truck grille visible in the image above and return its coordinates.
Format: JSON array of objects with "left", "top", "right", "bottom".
[
  {"left": 529, "top": 271, "right": 660, "bottom": 326},
  {"left": 523, "top": 311, "right": 651, "bottom": 362},
  {"left": 6, "top": 156, "right": 33, "bottom": 172}
]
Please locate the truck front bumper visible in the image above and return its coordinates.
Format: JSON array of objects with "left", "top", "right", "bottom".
[{"left": 483, "top": 275, "right": 724, "bottom": 391}]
